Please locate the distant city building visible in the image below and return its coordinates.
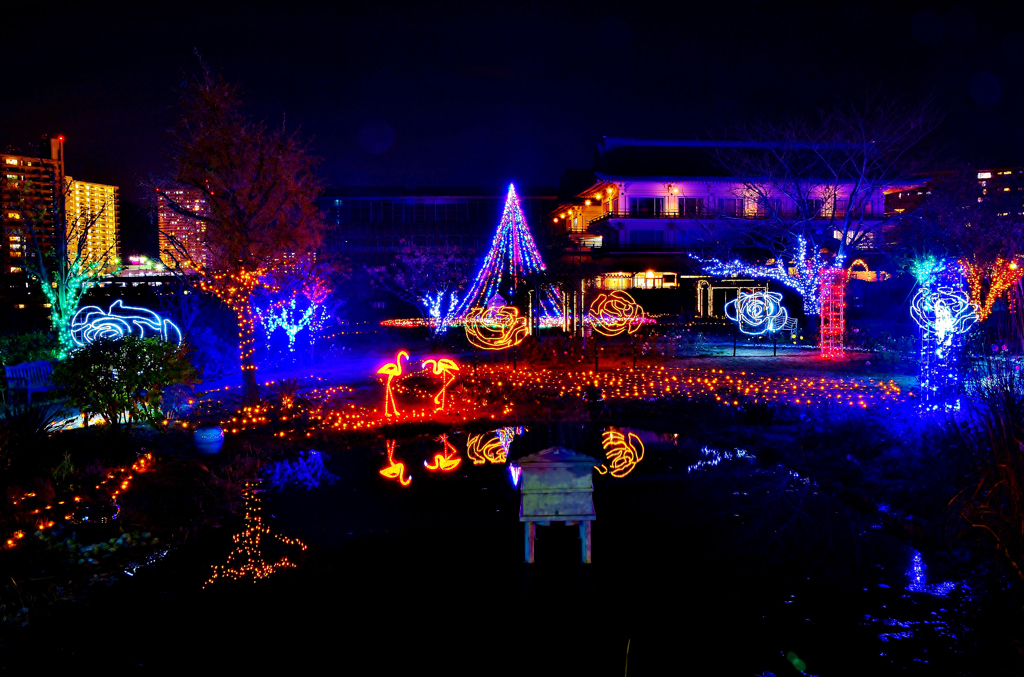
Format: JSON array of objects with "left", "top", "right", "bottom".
[
  {"left": 157, "top": 187, "right": 210, "bottom": 270},
  {"left": 318, "top": 186, "right": 558, "bottom": 259},
  {"left": 0, "top": 137, "right": 64, "bottom": 308},
  {"left": 65, "top": 177, "right": 118, "bottom": 271}
]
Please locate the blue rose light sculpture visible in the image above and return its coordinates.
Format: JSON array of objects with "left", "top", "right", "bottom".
[
  {"left": 909, "top": 264, "right": 979, "bottom": 408},
  {"left": 70, "top": 300, "right": 183, "bottom": 348},
  {"left": 724, "top": 290, "right": 789, "bottom": 335}
]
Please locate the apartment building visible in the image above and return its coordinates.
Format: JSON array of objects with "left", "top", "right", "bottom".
[
  {"left": 157, "top": 187, "right": 210, "bottom": 270},
  {"left": 65, "top": 177, "right": 118, "bottom": 271}
]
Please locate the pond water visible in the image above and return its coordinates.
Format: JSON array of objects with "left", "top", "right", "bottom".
[{"left": 16, "top": 425, "right": 996, "bottom": 674}]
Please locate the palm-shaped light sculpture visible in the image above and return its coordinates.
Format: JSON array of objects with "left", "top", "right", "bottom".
[
  {"left": 422, "top": 357, "right": 460, "bottom": 412},
  {"left": 377, "top": 350, "right": 409, "bottom": 418}
]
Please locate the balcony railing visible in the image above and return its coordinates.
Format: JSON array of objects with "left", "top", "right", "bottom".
[{"left": 588, "top": 207, "right": 879, "bottom": 225}]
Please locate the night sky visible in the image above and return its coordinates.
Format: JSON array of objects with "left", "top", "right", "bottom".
[{"left": 4, "top": 1, "right": 1024, "bottom": 204}]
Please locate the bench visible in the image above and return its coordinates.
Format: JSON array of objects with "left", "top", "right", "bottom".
[{"left": 4, "top": 361, "right": 56, "bottom": 405}]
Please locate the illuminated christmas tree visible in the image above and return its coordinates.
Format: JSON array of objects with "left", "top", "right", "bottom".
[{"left": 453, "top": 184, "right": 561, "bottom": 321}]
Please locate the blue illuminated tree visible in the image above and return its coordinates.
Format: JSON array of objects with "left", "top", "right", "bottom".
[
  {"left": 691, "top": 236, "right": 836, "bottom": 316},
  {"left": 368, "top": 244, "right": 471, "bottom": 335},
  {"left": 256, "top": 261, "right": 338, "bottom": 356}
]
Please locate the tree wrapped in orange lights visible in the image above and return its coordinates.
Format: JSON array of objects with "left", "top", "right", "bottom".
[
  {"left": 160, "top": 65, "right": 324, "bottom": 405},
  {"left": 959, "top": 257, "right": 1023, "bottom": 322}
]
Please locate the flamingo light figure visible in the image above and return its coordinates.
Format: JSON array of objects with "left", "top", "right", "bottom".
[
  {"left": 377, "top": 350, "right": 409, "bottom": 418},
  {"left": 379, "top": 440, "right": 411, "bottom": 486},
  {"left": 422, "top": 357, "right": 460, "bottom": 411},
  {"left": 424, "top": 433, "right": 461, "bottom": 472}
]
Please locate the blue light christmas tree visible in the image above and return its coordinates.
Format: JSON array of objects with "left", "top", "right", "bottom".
[{"left": 453, "top": 184, "right": 561, "bottom": 321}]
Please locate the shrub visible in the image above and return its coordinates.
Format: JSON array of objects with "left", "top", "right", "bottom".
[
  {"left": 52, "top": 337, "right": 198, "bottom": 428},
  {"left": 0, "top": 331, "right": 60, "bottom": 366}
]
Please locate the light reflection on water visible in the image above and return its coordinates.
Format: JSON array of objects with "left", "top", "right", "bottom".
[
  {"left": 906, "top": 549, "right": 959, "bottom": 597},
  {"left": 303, "top": 426, "right": 977, "bottom": 670}
]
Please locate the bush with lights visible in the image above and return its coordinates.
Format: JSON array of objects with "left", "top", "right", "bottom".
[{"left": 52, "top": 336, "right": 198, "bottom": 428}]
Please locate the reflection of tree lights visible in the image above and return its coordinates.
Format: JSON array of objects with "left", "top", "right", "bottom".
[
  {"left": 70, "top": 299, "right": 182, "bottom": 347},
  {"left": 596, "top": 430, "right": 644, "bottom": 478},
  {"left": 422, "top": 358, "right": 460, "bottom": 411},
  {"left": 589, "top": 291, "right": 645, "bottom": 337},
  {"left": 380, "top": 439, "right": 412, "bottom": 486},
  {"left": 424, "top": 434, "right": 461, "bottom": 472},
  {"left": 723, "top": 290, "right": 788, "bottom": 335},
  {"left": 906, "top": 549, "right": 957, "bottom": 597},
  {"left": 464, "top": 306, "right": 528, "bottom": 350},
  {"left": 377, "top": 350, "right": 409, "bottom": 418},
  {"left": 203, "top": 480, "right": 307, "bottom": 587}
]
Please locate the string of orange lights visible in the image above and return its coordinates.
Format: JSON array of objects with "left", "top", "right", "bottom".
[{"left": 4, "top": 452, "right": 154, "bottom": 549}]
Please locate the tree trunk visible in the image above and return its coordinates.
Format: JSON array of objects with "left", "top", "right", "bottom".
[{"left": 237, "top": 302, "right": 261, "bottom": 406}]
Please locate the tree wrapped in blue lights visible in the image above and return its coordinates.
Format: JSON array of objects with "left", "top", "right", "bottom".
[
  {"left": 691, "top": 236, "right": 840, "bottom": 316},
  {"left": 910, "top": 258, "right": 978, "bottom": 409},
  {"left": 453, "top": 184, "right": 561, "bottom": 322},
  {"left": 255, "top": 266, "right": 336, "bottom": 355}
]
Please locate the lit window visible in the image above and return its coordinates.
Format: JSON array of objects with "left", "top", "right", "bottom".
[
  {"left": 4, "top": 158, "right": 16, "bottom": 165},
  {"left": 978, "top": 172, "right": 992, "bottom": 179}
]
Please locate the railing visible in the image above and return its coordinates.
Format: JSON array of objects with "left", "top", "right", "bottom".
[
  {"left": 562, "top": 242, "right": 693, "bottom": 254},
  {"left": 587, "top": 207, "right": 879, "bottom": 225}
]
